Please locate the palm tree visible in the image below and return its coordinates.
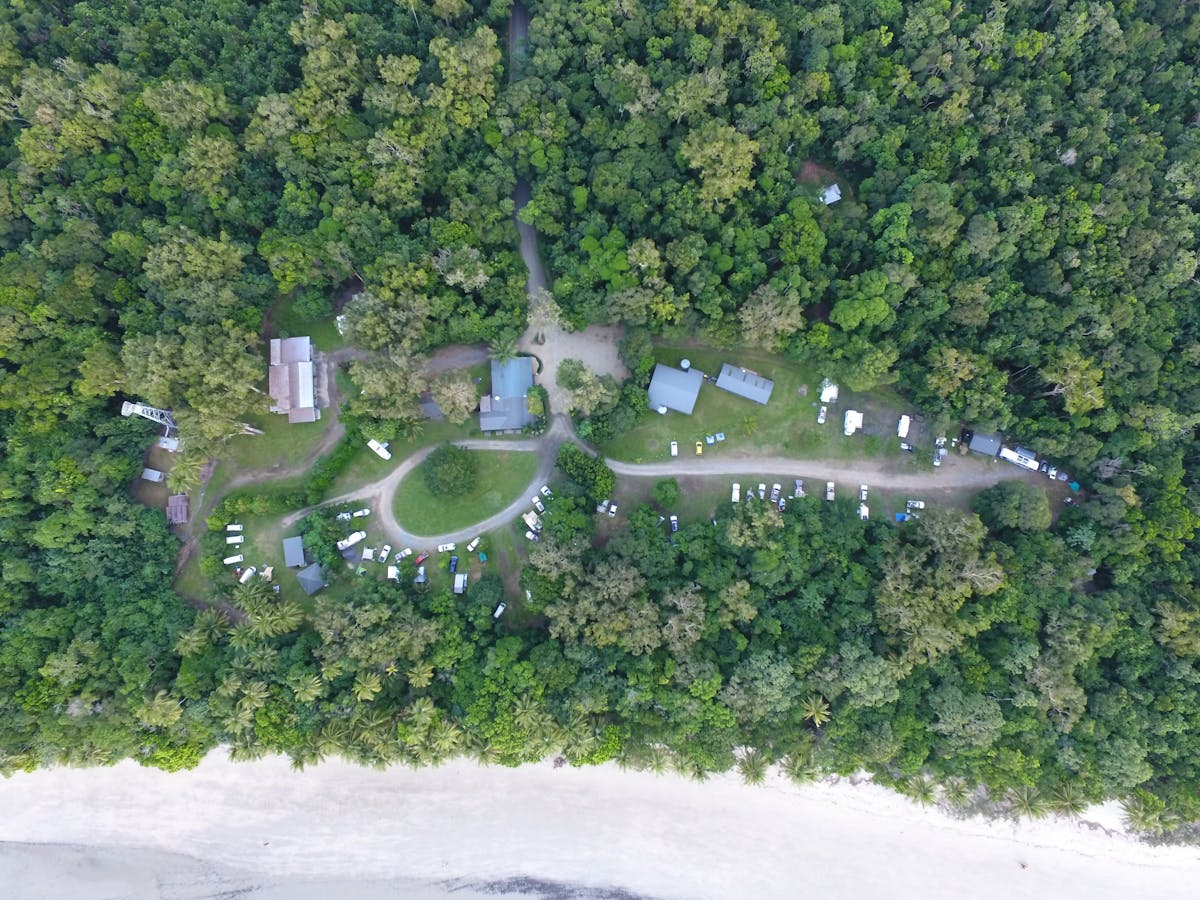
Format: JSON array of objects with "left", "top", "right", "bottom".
[
  {"left": 561, "top": 715, "right": 598, "bottom": 762},
  {"left": 353, "top": 671, "right": 382, "bottom": 702},
  {"left": 1048, "top": 783, "right": 1088, "bottom": 818},
  {"left": 512, "top": 694, "right": 542, "bottom": 731},
  {"left": 429, "top": 720, "right": 464, "bottom": 756},
  {"left": 406, "top": 660, "right": 434, "bottom": 689},
  {"left": 907, "top": 776, "right": 936, "bottom": 807},
  {"left": 488, "top": 330, "right": 519, "bottom": 363},
  {"left": 396, "top": 416, "right": 425, "bottom": 442},
  {"left": 1007, "top": 786, "right": 1048, "bottom": 820},
  {"left": 166, "top": 453, "right": 205, "bottom": 494},
  {"left": 780, "top": 751, "right": 820, "bottom": 786},
  {"left": 174, "top": 625, "right": 209, "bottom": 657},
  {"left": 227, "top": 621, "right": 259, "bottom": 654},
  {"left": 940, "top": 777, "right": 971, "bottom": 810},
  {"left": 406, "top": 696, "right": 438, "bottom": 734},
  {"left": 1121, "top": 791, "right": 1179, "bottom": 836},
  {"left": 292, "top": 673, "right": 324, "bottom": 703},
  {"left": 738, "top": 749, "right": 769, "bottom": 786},
  {"left": 245, "top": 643, "right": 279, "bottom": 674},
  {"left": 743, "top": 415, "right": 759, "bottom": 436},
  {"left": 318, "top": 720, "right": 352, "bottom": 756},
  {"left": 800, "top": 693, "right": 831, "bottom": 728}
]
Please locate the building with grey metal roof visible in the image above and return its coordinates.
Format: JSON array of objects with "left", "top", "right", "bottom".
[
  {"left": 282, "top": 535, "right": 306, "bottom": 568},
  {"left": 715, "top": 364, "right": 774, "bottom": 405},
  {"left": 968, "top": 431, "right": 1003, "bottom": 456},
  {"left": 647, "top": 364, "right": 703, "bottom": 415},
  {"left": 480, "top": 357, "right": 534, "bottom": 432},
  {"left": 296, "top": 563, "right": 326, "bottom": 596},
  {"left": 268, "top": 336, "right": 321, "bottom": 424}
]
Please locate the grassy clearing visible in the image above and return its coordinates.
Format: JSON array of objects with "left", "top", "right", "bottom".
[
  {"left": 219, "top": 409, "right": 333, "bottom": 473},
  {"left": 393, "top": 450, "right": 540, "bottom": 535},
  {"left": 601, "top": 344, "right": 929, "bottom": 465},
  {"left": 268, "top": 293, "right": 346, "bottom": 353}
]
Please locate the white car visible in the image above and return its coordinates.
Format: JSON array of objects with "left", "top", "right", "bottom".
[
  {"left": 597, "top": 499, "right": 610, "bottom": 514},
  {"left": 858, "top": 504, "right": 869, "bottom": 520},
  {"left": 532, "top": 497, "right": 545, "bottom": 513},
  {"left": 758, "top": 483, "right": 767, "bottom": 500},
  {"left": 226, "top": 523, "right": 243, "bottom": 533},
  {"left": 860, "top": 484, "right": 869, "bottom": 501},
  {"left": 336, "top": 530, "right": 367, "bottom": 551},
  {"left": 906, "top": 500, "right": 926, "bottom": 510},
  {"left": 608, "top": 503, "right": 618, "bottom": 518},
  {"left": 826, "top": 482, "right": 835, "bottom": 501},
  {"left": 794, "top": 479, "right": 804, "bottom": 498},
  {"left": 524, "top": 530, "right": 538, "bottom": 542},
  {"left": 731, "top": 482, "right": 741, "bottom": 502},
  {"left": 817, "top": 405, "right": 828, "bottom": 425},
  {"left": 352, "top": 508, "right": 371, "bottom": 518},
  {"left": 670, "top": 441, "right": 678, "bottom": 457},
  {"left": 222, "top": 554, "right": 244, "bottom": 565},
  {"left": 466, "top": 537, "right": 481, "bottom": 552},
  {"left": 335, "top": 511, "right": 352, "bottom": 521},
  {"left": 540, "top": 485, "right": 553, "bottom": 498},
  {"left": 396, "top": 547, "right": 413, "bottom": 560},
  {"left": 1047, "top": 466, "right": 1058, "bottom": 480},
  {"left": 378, "top": 544, "right": 392, "bottom": 563},
  {"left": 493, "top": 602, "right": 507, "bottom": 619},
  {"left": 770, "top": 483, "right": 781, "bottom": 502},
  {"left": 238, "top": 567, "right": 258, "bottom": 584},
  {"left": 225, "top": 535, "right": 244, "bottom": 545},
  {"left": 669, "top": 515, "right": 679, "bottom": 533},
  {"left": 437, "top": 542, "right": 456, "bottom": 553}
]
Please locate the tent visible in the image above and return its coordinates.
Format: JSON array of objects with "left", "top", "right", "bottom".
[{"left": 296, "top": 563, "right": 326, "bottom": 596}]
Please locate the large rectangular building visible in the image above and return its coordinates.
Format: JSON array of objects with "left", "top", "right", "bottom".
[
  {"left": 268, "top": 336, "right": 320, "bottom": 424},
  {"left": 480, "top": 357, "right": 535, "bottom": 432},
  {"left": 715, "top": 364, "right": 774, "bottom": 405},
  {"left": 647, "top": 364, "right": 703, "bottom": 415}
]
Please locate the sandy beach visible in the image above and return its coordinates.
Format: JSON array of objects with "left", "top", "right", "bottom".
[{"left": 1, "top": 751, "right": 1198, "bottom": 900}]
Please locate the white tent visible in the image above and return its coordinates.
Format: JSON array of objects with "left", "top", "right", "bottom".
[
  {"left": 843, "top": 410, "right": 863, "bottom": 436},
  {"left": 819, "top": 380, "right": 839, "bottom": 404},
  {"left": 897, "top": 415, "right": 911, "bottom": 439}
]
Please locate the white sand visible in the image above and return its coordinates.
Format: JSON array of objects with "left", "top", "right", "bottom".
[{"left": 1, "top": 751, "right": 1198, "bottom": 899}]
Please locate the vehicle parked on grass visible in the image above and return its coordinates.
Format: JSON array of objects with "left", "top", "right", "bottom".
[
  {"left": 777, "top": 498, "right": 786, "bottom": 512},
  {"left": 337, "top": 531, "right": 367, "bottom": 551},
  {"left": 858, "top": 504, "right": 869, "bottom": 520},
  {"left": 794, "top": 479, "right": 804, "bottom": 498},
  {"left": 597, "top": 499, "right": 610, "bottom": 514},
  {"left": 493, "top": 602, "right": 507, "bottom": 618},
  {"left": 352, "top": 508, "right": 370, "bottom": 518},
  {"left": 226, "top": 523, "right": 243, "bottom": 532},
  {"left": 225, "top": 535, "right": 244, "bottom": 545},
  {"left": 414, "top": 551, "right": 430, "bottom": 566},
  {"left": 758, "top": 483, "right": 767, "bottom": 500},
  {"left": 414, "top": 566, "right": 426, "bottom": 584},
  {"left": 817, "top": 406, "right": 827, "bottom": 424},
  {"left": 695, "top": 441, "right": 703, "bottom": 455},
  {"left": 670, "top": 441, "right": 678, "bottom": 457},
  {"left": 899, "top": 443, "right": 914, "bottom": 452},
  {"left": 906, "top": 500, "right": 926, "bottom": 510},
  {"left": 732, "top": 482, "right": 740, "bottom": 502},
  {"left": 362, "top": 546, "right": 375, "bottom": 561},
  {"left": 826, "top": 482, "right": 835, "bottom": 501},
  {"left": 449, "top": 555, "right": 459, "bottom": 573},
  {"left": 540, "top": 485, "right": 553, "bottom": 498},
  {"left": 1047, "top": 466, "right": 1058, "bottom": 480},
  {"left": 608, "top": 503, "right": 618, "bottom": 517},
  {"left": 532, "top": 497, "right": 545, "bottom": 513},
  {"left": 223, "top": 554, "right": 243, "bottom": 565},
  {"left": 770, "top": 483, "right": 781, "bottom": 502},
  {"left": 466, "top": 537, "right": 480, "bottom": 552},
  {"left": 396, "top": 547, "right": 413, "bottom": 560},
  {"left": 437, "top": 542, "right": 456, "bottom": 553},
  {"left": 524, "top": 530, "right": 538, "bottom": 542},
  {"left": 378, "top": 544, "right": 392, "bottom": 563},
  {"left": 670, "top": 515, "right": 679, "bottom": 533},
  {"left": 1039, "top": 460, "right": 1051, "bottom": 473},
  {"left": 367, "top": 439, "right": 391, "bottom": 460},
  {"left": 860, "top": 484, "right": 869, "bottom": 501},
  {"left": 238, "top": 567, "right": 258, "bottom": 584},
  {"left": 335, "top": 511, "right": 353, "bottom": 521}
]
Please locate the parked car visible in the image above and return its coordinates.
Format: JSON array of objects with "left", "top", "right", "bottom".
[
  {"left": 336, "top": 511, "right": 353, "bottom": 521},
  {"left": 858, "top": 504, "right": 869, "bottom": 520},
  {"left": 670, "top": 441, "right": 678, "bottom": 457},
  {"left": 414, "top": 551, "right": 430, "bottom": 566},
  {"left": 226, "top": 523, "right": 244, "bottom": 533},
  {"left": 378, "top": 544, "right": 392, "bottom": 563},
  {"left": 777, "top": 498, "right": 787, "bottom": 512},
  {"left": 826, "top": 481, "right": 835, "bottom": 501},
  {"left": 906, "top": 500, "right": 926, "bottom": 510},
  {"left": 817, "top": 405, "right": 828, "bottom": 424},
  {"left": 449, "top": 555, "right": 459, "bottom": 573},
  {"left": 493, "top": 602, "right": 507, "bottom": 619},
  {"left": 758, "top": 483, "right": 767, "bottom": 500},
  {"left": 1039, "top": 460, "right": 1051, "bottom": 473},
  {"left": 731, "top": 482, "right": 741, "bottom": 502},
  {"left": 466, "top": 537, "right": 480, "bottom": 552},
  {"left": 397, "top": 547, "right": 413, "bottom": 560},
  {"left": 414, "top": 566, "right": 427, "bottom": 584},
  {"left": 596, "top": 499, "right": 610, "bottom": 514},
  {"left": 899, "top": 442, "right": 914, "bottom": 452},
  {"left": 770, "top": 483, "right": 781, "bottom": 502},
  {"left": 1047, "top": 466, "right": 1058, "bottom": 480},
  {"left": 794, "top": 479, "right": 804, "bottom": 498},
  {"left": 540, "top": 485, "right": 553, "bottom": 498},
  {"left": 608, "top": 503, "right": 618, "bottom": 517},
  {"left": 222, "top": 554, "right": 244, "bottom": 565},
  {"left": 695, "top": 441, "right": 703, "bottom": 455},
  {"left": 532, "top": 497, "right": 545, "bottom": 513},
  {"left": 437, "top": 542, "right": 456, "bottom": 553},
  {"left": 670, "top": 514, "right": 679, "bottom": 533},
  {"left": 238, "top": 566, "right": 257, "bottom": 584},
  {"left": 225, "top": 535, "right": 244, "bottom": 545},
  {"left": 352, "top": 508, "right": 370, "bottom": 517},
  {"left": 524, "top": 530, "right": 538, "bottom": 542},
  {"left": 336, "top": 531, "right": 367, "bottom": 551},
  {"left": 860, "top": 484, "right": 869, "bottom": 501}
]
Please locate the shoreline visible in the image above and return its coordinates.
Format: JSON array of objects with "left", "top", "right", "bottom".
[{"left": 2, "top": 750, "right": 1198, "bottom": 899}]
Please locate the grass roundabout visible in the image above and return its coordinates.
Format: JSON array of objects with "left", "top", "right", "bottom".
[{"left": 393, "top": 449, "right": 540, "bottom": 535}]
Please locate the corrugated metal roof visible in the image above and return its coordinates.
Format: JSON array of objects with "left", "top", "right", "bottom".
[
  {"left": 715, "top": 364, "right": 774, "bottom": 404},
  {"left": 282, "top": 536, "right": 306, "bottom": 567},
  {"left": 480, "top": 358, "right": 534, "bottom": 431},
  {"left": 647, "top": 364, "right": 703, "bottom": 415},
  {"left": 968, "top": 432, "right": 1003, "bottom": 456}
]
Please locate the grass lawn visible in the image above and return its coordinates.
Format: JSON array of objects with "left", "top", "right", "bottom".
[
  {"left": 268, "top": 293, "right": 346, "bottom": 353},
  {"left": 393, "top": 450, "right": 540, "bottom": 535},
  {"left": 220, "top": 409, "right": 334, "bottom": 473},
  {"left": 601, "top": 344, "right": 928, "bottom": 465}
]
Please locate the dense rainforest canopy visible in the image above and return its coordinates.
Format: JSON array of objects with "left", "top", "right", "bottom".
[{"left": 1, "top": 0, "right": 1199, "bottom": 834}]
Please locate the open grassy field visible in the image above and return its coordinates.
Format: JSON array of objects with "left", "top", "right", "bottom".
[
  {"left": 220, "top": 409, "right": 334, "bottom": 473},
  {"left": 393, "top": 450, "right": 540, "bottom": 535},
  {"left": 267, "top": 293, "right": 347, "bottom": 353},
  {"left": 601, "top": 345, "right": 932, "bottom": 464}
]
